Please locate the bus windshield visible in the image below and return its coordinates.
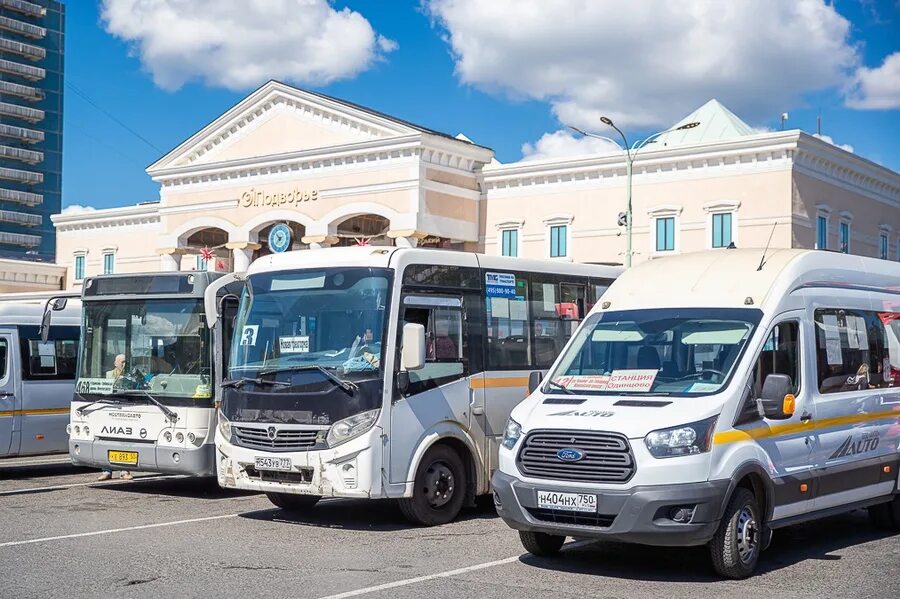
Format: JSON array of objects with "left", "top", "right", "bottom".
[
  {"left": 546, "top": 307, "right": 762, "bottom": 396},
  {"left": 76, "top": 299, "right": 212, "bottom": 399}
]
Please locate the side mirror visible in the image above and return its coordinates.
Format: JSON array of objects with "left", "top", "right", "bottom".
[
  {"left": 758, "top": 373, "right": 795, "bottom": 420},
  {"left": 401, "top": 323, "right": 425, "bottom": 371},
  {"left": 51, "top": 297, "right": 67, "bottom": 311},
  {"left": 528, "top": 371, "right": 544, "bottom": 394}
]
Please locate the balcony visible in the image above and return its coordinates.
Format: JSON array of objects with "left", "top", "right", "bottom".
[
  {"left": 0, "top": 0, "right": 46, "bottom": 18},
  {"left": 0, "top": 165, "right": 41, "bottom": 184},
  {"left": 0, "top": 79, "right": 43, "bottom": 101},
  {"left": 0, "top": 230, "right": 40, "bottom": 247},
  {"left": 0, "top": 144, "right": 41, "bottom": 163},
  {"left": 0, "top": 123, "right": 43, "bottom": 143},
  {"left": 0, "top": 15, "right": 46, "bottom": 38},
  {"left": 0, "top": 101, "right": 43, "bottom": 122},
  {"left": 0, "top": 186, "right": 41, "bottom": 206},
  {"left": 0, "top": 209, "right": 41, "bottom": 226},
  {"left": 0, "top": 36, "right": 45, "bottom": 61},
  {"left": 0, "top": 58, "right": 45, "bottom": 80}
]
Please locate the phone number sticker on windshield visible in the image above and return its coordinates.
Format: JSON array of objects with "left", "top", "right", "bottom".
[{"left": 279, "top": 336, "right": 310, "bottom": 353}]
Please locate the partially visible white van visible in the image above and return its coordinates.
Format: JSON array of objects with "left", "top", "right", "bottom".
[
  {"left": 0, "top": 294, "right": 80, "bottom": 458},
  {"left": 493, "top": 249, "right": 900, "bottom": 578}
]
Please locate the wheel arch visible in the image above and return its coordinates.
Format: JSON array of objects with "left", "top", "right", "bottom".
[
  {"left": 719, "top": 461, "right": 775, "bottom": 524},
  {"left": 404, "top": 424, "right": 484, "bottom": 505}
]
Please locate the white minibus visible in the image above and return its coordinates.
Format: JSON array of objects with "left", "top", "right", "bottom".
[
  {"left": 493, "top": 248, "right": 900, "bottom": 578},
  {"left": 208, "top": 247, "right": 620, "bottom": 524},
  {"left": 0, "top": 294, "right": 80, "bottom": 458}
]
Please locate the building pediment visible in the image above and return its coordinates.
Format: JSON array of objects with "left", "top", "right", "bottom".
[{"left": 147, "top": 81, "right": 426, "bottom": 173}]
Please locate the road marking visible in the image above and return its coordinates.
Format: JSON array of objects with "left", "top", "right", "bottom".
[
  {"left": 317, "top": 540, "right": 594, "bottom": 599},
  {"left": 0, "top": 513, "right": 238, "bottom": 548},
  {"left": 0, "top": 474, "right": 182, "bottom": 496}
]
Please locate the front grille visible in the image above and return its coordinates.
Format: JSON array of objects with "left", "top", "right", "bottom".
[
  {"left": 517, "top": 429, "right": 635, "bottom": 483},
  {"left": 526, "top": 507, "right": 616, "bottom": 528},
  {"left": 232, "top": 425, "right": 320, "bottom": 452},
  {"left": 244, "top": 466, "right": 313, "bottom": 484}
]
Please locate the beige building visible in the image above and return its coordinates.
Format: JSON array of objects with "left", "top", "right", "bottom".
[{"left": 51, "top": 82, "right": 900, "bottom": 288}]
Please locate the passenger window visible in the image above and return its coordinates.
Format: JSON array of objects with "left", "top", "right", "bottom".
[
  {"left": 486, "top": 272, "right": 531, "bottom": 369},
  {"left": 27, "top": 339, "right": 78, "bottom": 378},
  {"left": 815, "top": 308, "right": 896, "bottom": 393},
  {"left": 402, "top": 304, "right": 465, "bottom": 394},
  {"left": 753, "top": 322, "right": 800, "bottom": 396},
  {"left": 0, "top": 338, "right": 7, "bottom": 380}
]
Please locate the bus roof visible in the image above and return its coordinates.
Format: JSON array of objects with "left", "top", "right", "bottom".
[
  {"left": 82, "top": 271, "right": 227, "bottom": 300},
  {"left": 597, "top": 248, "right": 900, "bottom": 313},
  {"left": 0, "top": 301, "right": 80, "bottom": 326}
]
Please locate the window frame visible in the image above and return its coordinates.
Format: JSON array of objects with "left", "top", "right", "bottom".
[
  {"left": 102, "top": 252, "right": 115, "bottom": 275},
  {"left": 397, "top": 293, "right": 468, "bottom": 397},
  {"left": 655, "top": 216, "right": 675, "bottom": 252},
  {"left": 838, "top": 212, "right": 852, "bottom": 254},
  {"left": 815, "top": 204, "right": 832, "bottom": 251},
  {"left": 752, "top": 319, "right": 802, "bottom": 398},
  {"left": 73, "top": 253, "right": 86, "bottom": 282},
  {"left": 543, "top": 215, "right": 574, "bottom": 261},
  {"left": 500, "top": 228, "right": 519, "bottom": 257},
  {"left": 647, "top": 205, "right": 682, "bottom": 257}
]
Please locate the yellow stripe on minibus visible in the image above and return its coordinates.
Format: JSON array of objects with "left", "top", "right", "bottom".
[
  {"left": 0, "top": 407, "right": 70, "bottom": 418},
  {"left": 714, "top": 409, "right": 900, "bottom": 445},
  {"left": 470, "top": 377, "right": 529, "bottom": 390}
]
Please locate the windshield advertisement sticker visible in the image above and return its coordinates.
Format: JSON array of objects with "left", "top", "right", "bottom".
[
  {"left": 75, "top": 378, "right": 116, "bottom": 394},
  {"left": 279, "top": 335, "right": 310, "bottom": 353},
  {"left": 485, "top": 271, "right": 517, "bottom": 298},
  {"left": 240, "top": 325, "right": 259, "bottom": 346},
  {"left": 605, "top": 369, "right": 658, "bottom": 392},
  {"left": 554, "top": 375, "right": 610, "bottom": 391}
]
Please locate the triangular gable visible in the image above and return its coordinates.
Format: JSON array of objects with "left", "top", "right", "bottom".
[
  {"left": 654, "top": 99, "right": 755, "bottom": 148},
  {"left": 147, "top": 81, "right": 424, "bottom": 173}
]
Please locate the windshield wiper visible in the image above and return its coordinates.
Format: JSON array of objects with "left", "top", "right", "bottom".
[
  {"left": 220, "top": 377, "right": 290, "bottom": 389},
  {"left": 546, "top": 380, "right": 575, "bottom": 395},
  {"left": 118, "top": 390, "right": 179, "bottom": 424},
  {"left": 257, "top": 365, "right": 358, "bottom": 394},
  {"left": 75, "top": 397, "right": 126, "bottom": 417}
]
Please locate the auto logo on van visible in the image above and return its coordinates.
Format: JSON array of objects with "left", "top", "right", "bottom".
[
  {"left": 556, "top": 448, "right": 585, "bottom": 462},
  {"left": 829, "top": 432, "right": 879, "bottom": 460},
  {"left": 549, "top": 410, "right": 615, "bottom": 418}
]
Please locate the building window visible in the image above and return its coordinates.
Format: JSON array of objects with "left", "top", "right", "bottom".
[
  {"left": 501, "top": 229, "right": 518, "bottom": 257},
  {"left": 655, "top": 217, "right": 675, "bottom": 252},
  {"left": 881, "top": 233, "right": 889, "bottom": 260},
  {"left": 102, "top": 252, "right": 115, "bottom": 274},
  {"left": 711, "top": 213, "right": 733, "bottom": 248},
  {"left": 74, "top": 255, "right": 85, "bottom": 281},
  {"left": 196, "top": 255, "right": 208, "bottom": 271},
  {"left": 839, "top": 221, "right": 850, "bottom": 253},
  {"left": 816, "top": 215, "right": 828, "bottom": 250},
  {"left": 550, "top": 225, "right": 567, "bottom": 258}
]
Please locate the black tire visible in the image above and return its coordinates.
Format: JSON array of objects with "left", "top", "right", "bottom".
[
  {"left": 709, "top": 487, "right": 762, "bottom": 579},
  {"left": 266, "top": 492, "right": 320, "bottom": 511},
  {"left": 398, "top": 445, "right": 466, "bottom": 526},
  {"left": 519, "top": 530, "right": 566, "bottom": 556},
  {"left": 868, "top": 497, "right": 900, "bottom": 531}
]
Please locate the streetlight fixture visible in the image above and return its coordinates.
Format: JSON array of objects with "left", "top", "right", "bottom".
[{"left": 570, "top": 119, "right": 699, "bottom": 267}]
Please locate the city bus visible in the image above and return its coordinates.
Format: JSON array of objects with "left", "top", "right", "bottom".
[
  {"left": 0, "top": 293, "right": 80, "bottom": 458},
  {"left": 208, "top": 247, "right": 620, "bottom": 524},
  {"left": 62, "top": 272, "right": 239, "bottom": 476}
]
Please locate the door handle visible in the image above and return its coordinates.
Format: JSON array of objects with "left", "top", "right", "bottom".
[
  {"left": 800, "top": 412, "right": 813, "bottom": 422},
  {"left": 0, "top": 391, "right": 13, "bottom": 398}
]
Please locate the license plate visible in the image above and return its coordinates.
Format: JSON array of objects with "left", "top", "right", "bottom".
[
  {"left": 108, "top": 450, "right": 138, "bottom": 466},
  {"left": 255, "top": 456, "right": 292, "bottom": 472},
  {"left": 537, "top": 490, "right": 597, "bottom": 513}
]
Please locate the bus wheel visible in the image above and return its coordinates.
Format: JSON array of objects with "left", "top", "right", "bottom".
[
  {"left": 519, "top": 531, "right": 565, "bottom": 556},
  {"left": 399, "top": 445, "right": 466, "bottom": 526},
  {"left": 709, "top": 487, "right": 761, "bottom": 579},
  {"left": 266, "top": 492, "right": 320, "bottom": 511}
]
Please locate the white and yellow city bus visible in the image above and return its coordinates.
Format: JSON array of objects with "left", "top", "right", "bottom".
[{"left": 207, "top": 247, "right": 620, "bottom": 524}]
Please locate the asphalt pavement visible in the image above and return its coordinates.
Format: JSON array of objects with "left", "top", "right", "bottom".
[{"left": 0, "top": 456, "right": 897, "bottom": 599}]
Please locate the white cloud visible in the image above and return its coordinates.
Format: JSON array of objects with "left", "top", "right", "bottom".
[
  {"left": 813, "top": 133, "right": 854, "bottom": 154},
  {"left": 846, "top": 52, "right": 900, "bottom": 110},
  {"left": 61, "top": 205, "right": 97, "bottom": 215},
  {"left": 521, "top": 130, "right": 621, "bottom": 161},
  {"left": 424, "top": 0, "right": 858, "bottom": 129},
  {"left": 101, "top": 0, "right": 396, "bottom": 91}
]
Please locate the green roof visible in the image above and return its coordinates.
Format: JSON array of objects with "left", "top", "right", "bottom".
[{"left": 650, "top": 99, "right": 755, "bottom": 149}]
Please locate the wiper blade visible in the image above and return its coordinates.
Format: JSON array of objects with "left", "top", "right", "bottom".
[
  {"left": 118, "top": 390, "right": 179, "bottom": 424},
  {"left": 257, "top": 365, "right": 358, "bottom": 394},
  {"left": 75, "top": 397, "right": 124, "bottom": 416},
  {"left": 546, "top": 380, "right": 575, "bottom": 395},
  {"left": 220, "top": 377, "right": 290, "bottom": 389}
]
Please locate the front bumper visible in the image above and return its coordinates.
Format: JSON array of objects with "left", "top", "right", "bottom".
[
  {"left": 491, "top": 470, "right": 729, "bottom": 547},
  {"left": 69, "top": 439, "right": 215, "bottom": 476}
]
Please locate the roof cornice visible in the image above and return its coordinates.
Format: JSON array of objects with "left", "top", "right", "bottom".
[{"left": 51, "top": 203, "right": 161, "bottom": 230}]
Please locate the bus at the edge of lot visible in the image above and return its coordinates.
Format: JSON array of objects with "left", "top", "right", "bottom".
[
  {"left": 492, "top": 248, "right": 900, "bottom": 579},
  {"left": 62, "top": 272, "right": 240, "bottom": 476},
  {"left": 0, "top": 293, "right": 80, "bottom": 458},
  {"left": 206, "top": 247, "right": 621, "bottom": 525}
]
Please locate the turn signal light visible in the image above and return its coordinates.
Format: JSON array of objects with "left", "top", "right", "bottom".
[
  {"left": 884, "top": 466, "right": 892, "bottom": 474},
  {"left": 782, "top": 394, "right": 796, "bottom": 417}
]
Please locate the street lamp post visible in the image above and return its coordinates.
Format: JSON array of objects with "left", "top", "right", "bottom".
[{"left": 571, "top": 119, "right": 699, "bottom": 267}]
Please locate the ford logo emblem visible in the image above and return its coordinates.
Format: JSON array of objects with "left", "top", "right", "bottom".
[{"left": 556, "top": 448, "right": 584, "bottom": 462}]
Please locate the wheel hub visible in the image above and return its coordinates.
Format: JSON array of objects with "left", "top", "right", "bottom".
[
  {"left": 736, "top": 506, "right": 759, "bottom": 563},
  {"left": 423, "top": 461, "right": 454, "bottom": 508}
]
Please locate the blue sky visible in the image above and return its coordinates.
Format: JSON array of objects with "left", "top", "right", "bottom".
[{"left": 63, "top": 0, "right": 900, "bottom": 210}]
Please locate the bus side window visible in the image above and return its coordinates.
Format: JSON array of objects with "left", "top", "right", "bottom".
[
  {"left": 753, "top": 321, "right": 800, "bottom": 397},
  {"left": 402, "top": 305, "right": 465, "bottom": 395},
  {"left": 0, "top": 338, "right": 7, "bottom": 379}
]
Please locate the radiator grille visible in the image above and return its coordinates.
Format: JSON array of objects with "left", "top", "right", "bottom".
[
  {"left": 517, "top": 429, "right": 635, "bottom": 483},
  {"left": 232, "top": 425, "right": 320, "bottom": 452}
]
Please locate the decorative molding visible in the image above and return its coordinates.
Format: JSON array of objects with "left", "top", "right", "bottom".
[
  {"left": 702, "top": 199, "right": 741, "bottom": 213},
  {"left": 543, "top": 213, "right": 574, "bottom": 226},
  {"left": 647, "top": 204, "right": 683, "bottom": 217},
  {"left": 495, "top": 219, "right": 524, "bottom": 230},
  {"left": 839, "top": 210, "right": 853, "bottom": 222},
  {"left": 52, "top": 204, "right": 160, "bottom": 232}
]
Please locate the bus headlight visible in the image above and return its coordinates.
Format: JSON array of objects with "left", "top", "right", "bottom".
[
  {"left": 326, "top": 409, "right": 379, "bottom": 447},
  {"left": 217, "top": 411, "right": 232, "bottom": 440},
  {"left": 644, "top": 416, "right": 718, "bottom": 458},
  {"left": 502, "top": 418, "right": 522, "bottom": 450}
]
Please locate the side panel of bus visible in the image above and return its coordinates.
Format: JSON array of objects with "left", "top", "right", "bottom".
[{"left": 0, "top": 327, "right": 18, "bottom": 455}]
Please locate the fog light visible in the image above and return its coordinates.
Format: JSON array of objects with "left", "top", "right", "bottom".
[
  {"left": 669, "top": 506, "right": 696, "bottom": 523},
  {"left": 341, "top": 461, "right": 357, "bottom": 489},
  {"left": 74, "top": 444, "right": 80, "bottom": 455},
  {"left": 187, "top": 432, "right": 197, "bottom": 444},
  {"left": 176, "top": 432, "right": 184, "bottom": 443},
  {"left": 74, "top": 425, "right": 80, "bottom": 435},
  {"left": 83, "top": 426, "right": 89, "bottom": 436},
  {"left": 164, "top": 431, "right": 172, "bottom": 442},
  {"left": 172, "top": 452, "right": 180, "bottom": 463}
]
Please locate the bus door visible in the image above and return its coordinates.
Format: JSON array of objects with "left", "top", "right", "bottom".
[
  {"left": 0, "top": 332, "right": 17, "bottom": 455},
  {"left": 390, "top": 294, "right": 476, "bottom": 484}
]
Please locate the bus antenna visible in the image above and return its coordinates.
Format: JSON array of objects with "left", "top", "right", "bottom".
[{"left": 757, "top": 222, "right": 777, "bottom": 271}]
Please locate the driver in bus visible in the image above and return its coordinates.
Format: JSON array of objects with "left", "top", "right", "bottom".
[{"left": 100, "top": 353, "right": 133, "bottom": 482}]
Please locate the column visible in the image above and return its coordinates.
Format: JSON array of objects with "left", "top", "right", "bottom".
[
  {"left": 225, "top": 242, "right": 261, "bottom": 272},
  {"left": 387, "top": 229, "right": 428, "bottom": 248},
  {"left": 157, "top": 248, "right": 184, "bottom": 272},
  {"left": 300, "top": 234, "right": 339, "bottom": 249}
]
